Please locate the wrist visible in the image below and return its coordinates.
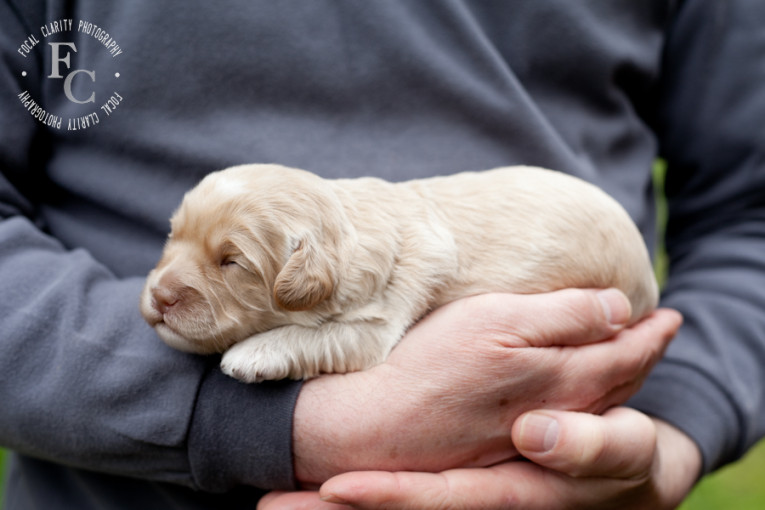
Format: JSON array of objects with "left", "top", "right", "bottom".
[
  {"left": 292, "top": 366, "right": 399, "bottom": 486},
  {"left": 651, "top": 417, "right": 703, "bottom": 507}
]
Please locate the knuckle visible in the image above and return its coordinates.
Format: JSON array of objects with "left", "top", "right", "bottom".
[{"left": 570, "top": 430, "right": 609, "bottom": 477}]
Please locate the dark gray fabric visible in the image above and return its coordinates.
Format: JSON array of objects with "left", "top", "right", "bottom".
[
  {"left": 1, "top": 0, "right": 764, "bottom": 508},
  {"left": 629, "top": 0, "right": 765, "bottom": 472}
]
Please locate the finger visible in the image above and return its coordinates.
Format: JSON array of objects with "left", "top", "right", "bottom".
[
  {"left": 257, "top": 490, "right": 353, "bottom": 510},
  {"left": 320, "top": 461, "right": 636, "bottom": 510},
  {"left": 320, "top": 467, "right": 530, "bottom": 510},
  {"left": 546, "top": 307, "right": 681, "bottom": 415},
  {"left": 320, "top": 456, "right": 656, "bottom": 510},
  {"left": 609, "top": 307, "right": 683, "bottom": 368},
  {"left": 512, "top": 407, "right": 657, "bottom": 479},
  {"left": 574, "top": 308, "right": 682, "bottom": 407},
  {"left": 473, "top": 288, "right": 633, "bottom": 348}
]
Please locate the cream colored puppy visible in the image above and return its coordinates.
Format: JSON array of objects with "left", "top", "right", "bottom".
[{"left": 140, "top": 164, "right": 658, "bottom": 382}]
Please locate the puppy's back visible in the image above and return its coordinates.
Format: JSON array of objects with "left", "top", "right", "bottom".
[{"left": 409, "top": 166, "right": 658, "bottom": 322}]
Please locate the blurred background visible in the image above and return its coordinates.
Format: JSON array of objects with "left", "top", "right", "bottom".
[{"left": 680, "top": 441, "right": 765, "bottom": 509}]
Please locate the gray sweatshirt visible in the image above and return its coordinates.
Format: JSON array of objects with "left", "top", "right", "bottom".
[{"left": 1, "top": 1, "right": 764, "bottom": 508}]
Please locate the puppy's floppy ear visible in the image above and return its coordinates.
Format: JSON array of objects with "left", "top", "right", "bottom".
[{"left": 273, "top": 238, "right": 335, "bottom": 311}]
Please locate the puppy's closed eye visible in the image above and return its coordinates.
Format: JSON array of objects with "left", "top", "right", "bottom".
[{"left": 219, "top": 252, "right": 244, "bottom": 269}]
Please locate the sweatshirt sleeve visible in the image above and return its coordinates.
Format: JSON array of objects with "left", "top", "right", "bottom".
[
  {"left": 0, "top": 1, "right": 300, "bottom": 493},
  {"left": 629, "top": 0, "right": 765, "bottom": 474}
]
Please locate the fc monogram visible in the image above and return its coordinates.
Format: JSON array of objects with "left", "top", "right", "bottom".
[{"left": 48, "top": 42, "right": 96, "bottom": 104}]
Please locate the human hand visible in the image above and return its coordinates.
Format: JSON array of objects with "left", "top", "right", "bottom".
[
  {"left": 258, "top": 407, "right": 701, "bottom": 510},
  {"left": 291, "top": 289, "right": 681, "bottom": 486}
]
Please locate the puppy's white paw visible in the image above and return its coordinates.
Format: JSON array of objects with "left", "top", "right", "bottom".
[{"left": 220, "top": 334, "right": 302, "bottom": 383}]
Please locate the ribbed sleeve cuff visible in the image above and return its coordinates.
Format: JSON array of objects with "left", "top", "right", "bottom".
[{"left": 188, "top": 366, "right": 303, "bottom": 492}]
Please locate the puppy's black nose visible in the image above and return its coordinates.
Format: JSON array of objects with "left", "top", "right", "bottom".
[{"left": 151, "top": 286, "right": 180, "bottom": 315}]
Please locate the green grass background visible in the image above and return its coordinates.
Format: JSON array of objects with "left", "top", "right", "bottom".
[
  {"left": 1, "top": 448, "right": 6, "bottom": 507},
  {"left": 2, "top": 162, "right": 764, "bottom": 508},
  {"left": 679, "top": 442, "right": 765, "bottom": 510}
]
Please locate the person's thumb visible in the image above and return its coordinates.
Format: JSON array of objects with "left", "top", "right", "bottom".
[
  {"left": 486, "top": 288, "right": 633, "bottom": 348},
  {"left": 512, "top": 407, "right": 657, "bottom": 479}
]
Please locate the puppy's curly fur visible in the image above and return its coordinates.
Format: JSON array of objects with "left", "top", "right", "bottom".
[{"left": 140, "top": 164, "right": 658, "bottom": 382}]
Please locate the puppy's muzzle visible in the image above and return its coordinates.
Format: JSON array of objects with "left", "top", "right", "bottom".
[{"left": 150, "top": 285, "right": 180, "bottom": 316}]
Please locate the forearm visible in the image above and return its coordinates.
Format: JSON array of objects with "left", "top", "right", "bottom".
[
  {"left": 633, "top": 0, "right": 765, "bottom": 474},
  {"left": 0, "top": 215, "right": 301, "bottom": 491},
  {"left": 630, "top": 224, "right": 765, "bottom": 473},
  {"left": 0, "top": 221, "right": 196, "bottom": 481}
]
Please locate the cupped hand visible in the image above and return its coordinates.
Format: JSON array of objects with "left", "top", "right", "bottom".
[
  {"left": 317, "top": 407, "right": 701, "bottom": 509},
  {"left": 258, "top": 407, "right": 701, "bottom": 510},
  {"left": 292, "top": 289, "right": 681, "bottom": 486}
]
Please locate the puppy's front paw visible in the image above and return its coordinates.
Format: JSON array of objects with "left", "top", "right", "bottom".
[{"left": 220, "top": 335, "right": 304, "bottom": 383}]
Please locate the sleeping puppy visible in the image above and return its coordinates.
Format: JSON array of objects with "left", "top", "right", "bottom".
[{"left": 140, "top": 164, "right": 658, "bottom": 382}]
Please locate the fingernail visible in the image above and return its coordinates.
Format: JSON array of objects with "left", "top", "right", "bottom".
[
  {"left": 320, "top": 493, "right": 349, "bottom": 504},
  {"left": 517, "top": 413, "right": 559, "bottom": 453},
  {"left": 597, "top": 288, "right": 631, "bottom": 326}
]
